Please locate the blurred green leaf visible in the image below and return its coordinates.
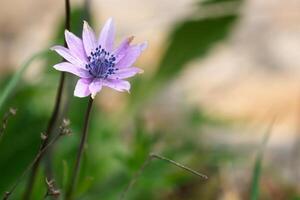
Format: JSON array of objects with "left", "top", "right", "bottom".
[
  {"left": 126, "top": 117, "right": 155, "bottom": 171},
  {"left": 202, "top": 0, "right": 240, "bottom": 5},
  {"left": 0, "top": 50, "right": 48, "bottom": 113},
  {"left": 0, "top": 85, "right": 49, "bottom": 194},
  {"left": 250, "top": 125, "right": 272, "bottom": 200},
  {"left": 76, "top": 176, "right": 95, "bottom": 197},
  {"left": 62, "top": 160, "right": 69, "bottom": 190},
  {"left": 250, "top": 156, "right": 262, "bottom": 200},
  {"left": 154, "top": 15, "right": 237, "bottom": 81}
]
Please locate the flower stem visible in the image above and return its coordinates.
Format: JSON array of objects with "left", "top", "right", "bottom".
[
  {"left": 22, "top": 0, "right": 71, "bottom": 199},
  {"left": 66, "top": 97, "right": 94, "bottom": 200}
]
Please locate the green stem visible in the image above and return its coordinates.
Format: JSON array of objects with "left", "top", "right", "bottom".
[{"left": 66, "top": 97, "right": 94, "bottom": 200}]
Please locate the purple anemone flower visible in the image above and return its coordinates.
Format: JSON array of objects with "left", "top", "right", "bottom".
[{"left": 51, "top": 18, "right": 147, "bottom": 98}]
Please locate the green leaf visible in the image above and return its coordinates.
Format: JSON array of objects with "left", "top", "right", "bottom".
[
  {"left": 154, "top": 15, "right": 236, "bottom": 81},
  {"left": 76, "top": 176, "right": 95, "bottom": 197}
]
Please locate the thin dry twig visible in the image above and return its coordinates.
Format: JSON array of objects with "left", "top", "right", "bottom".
[
  {"left": 2, "top": 134, "right": 61, "bottom": 200},
  {"left": 150, "top": 153, "right": 208, "bottom": 179},
  {"left": 0, "top": 108, "right": 17, "bottom": 142},
  {"left": 2, "top": 119, "right": 71, "bottom": 200},
  {"left": 119, "top": 153, "right": 208, "bottom": 200},
  {"left": 44, "top": 178, "right": 61, "bottom": 199}
]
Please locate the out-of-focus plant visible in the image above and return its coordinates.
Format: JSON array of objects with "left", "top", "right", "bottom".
[
  {"left": 0, "top": 51, "right": 48, "bottom": 112},
  {"left": 250, "top": 122, "right": 273, "bottom": 200},
  {"left": 0, "top": 0, "right": 252, "bottom": 199}
]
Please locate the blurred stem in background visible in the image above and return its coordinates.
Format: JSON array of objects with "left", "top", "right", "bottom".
[
  {"left": 65, "top": 97, "right": 94, "bottom": 200},
  {"left": 22, "top": 0, "right": 71, "bottom": 199},
  {"left": 120, "top": 153, "right": 208, "bottom": 200}
]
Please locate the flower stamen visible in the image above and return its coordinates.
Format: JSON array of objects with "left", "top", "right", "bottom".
[{"left": 85, "top": 46, "right": 117, "bottom": 79}]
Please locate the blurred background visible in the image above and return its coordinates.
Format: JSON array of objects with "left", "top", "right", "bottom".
[{"left": 1, "top": 0, "right": 300, "bottom": 199}]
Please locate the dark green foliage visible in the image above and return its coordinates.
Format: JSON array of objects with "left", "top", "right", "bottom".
[{"left": 0, "top": 85, "right": 48, "bottom": 194}]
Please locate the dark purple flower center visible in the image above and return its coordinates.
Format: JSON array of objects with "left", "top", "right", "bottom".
[{"left": 85, "top": 45, "right": 118, "bottom": 79}]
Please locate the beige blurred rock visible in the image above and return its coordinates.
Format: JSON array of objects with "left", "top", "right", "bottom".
[
  {"left": 170, "top": 0, "right": 300, "bottom": 145},
  {"left": 0, "top": 0, "right": 82, "bottom": 74},
  {"left": 0, "top": 0, "right": 195, "bottom": 74}
]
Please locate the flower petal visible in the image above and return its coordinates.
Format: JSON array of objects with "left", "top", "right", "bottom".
[
  {"left": 109, "top": 67, "right": 143, "bottom": 79},
  {"left": 65, "top": 30, "right": 87, "bottom": 62},
  {"left": 112, "top": 37, "right": 132, "bottom": 63},
  {"left": 116, "top": 42, "right": 147, "bottom": 69},
  {"left": 53, "top": 62, "right": 91, "bottom": 78},
  {"left": 82, "top": 21, "right": 97, "bottom": 56},
  {"left": 89, "top": 79, "right": 102, "bottom": 98},
  {"left": 51, "top": 45, "right": 86, "bottom": 68},
  {"left": 103, "top": 79, "right": 131, "bottom": 92},
  {"left": 98, "top": 18, "right": 115, "bottom": 51},
  {"left": 74, "top": 78, "right": 92, "bottom": 98}
]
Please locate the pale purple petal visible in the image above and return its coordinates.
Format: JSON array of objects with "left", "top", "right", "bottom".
[
  {"left": 53, "top": 62, "right": 91, "bottom": 78},
  {"left": 51, "top": 45, "right": 86, "bottom": 68},
  {"left": 65, "top": 30, "right": 87, "bottom": 62},
  {"left": 98, "top": 18, "right": 115, "bottom": 51},
  {"left": 116, "top": 42, "right": 147, "bottom": 69},
  {"left": 82, "top": 21, "right": 97, "bottom": 56},
  {"left": 89, "top": 79, "right": 102, "bottom": 98},
  {"left": 74, "top": 78, "right": 92, "bottom": 97},
  {"left": 112, "top": 37, "right": 132, "bottom": 63},
  {"left": 103, "top": 79, "right": 131, "bottom": 92},
  {"left": 109, "top": 67, "right": 143, "bottom": 79}
]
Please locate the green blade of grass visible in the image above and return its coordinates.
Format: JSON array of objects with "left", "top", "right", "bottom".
[
  {"left": 250, "top": 121, "right": 274, "bottom": 200},
  {"left": 250, "top": 150, "right": 263, "bottom": 200},
  {"left": 0, "top": 50, "right": 48, "bottom": 112}
]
